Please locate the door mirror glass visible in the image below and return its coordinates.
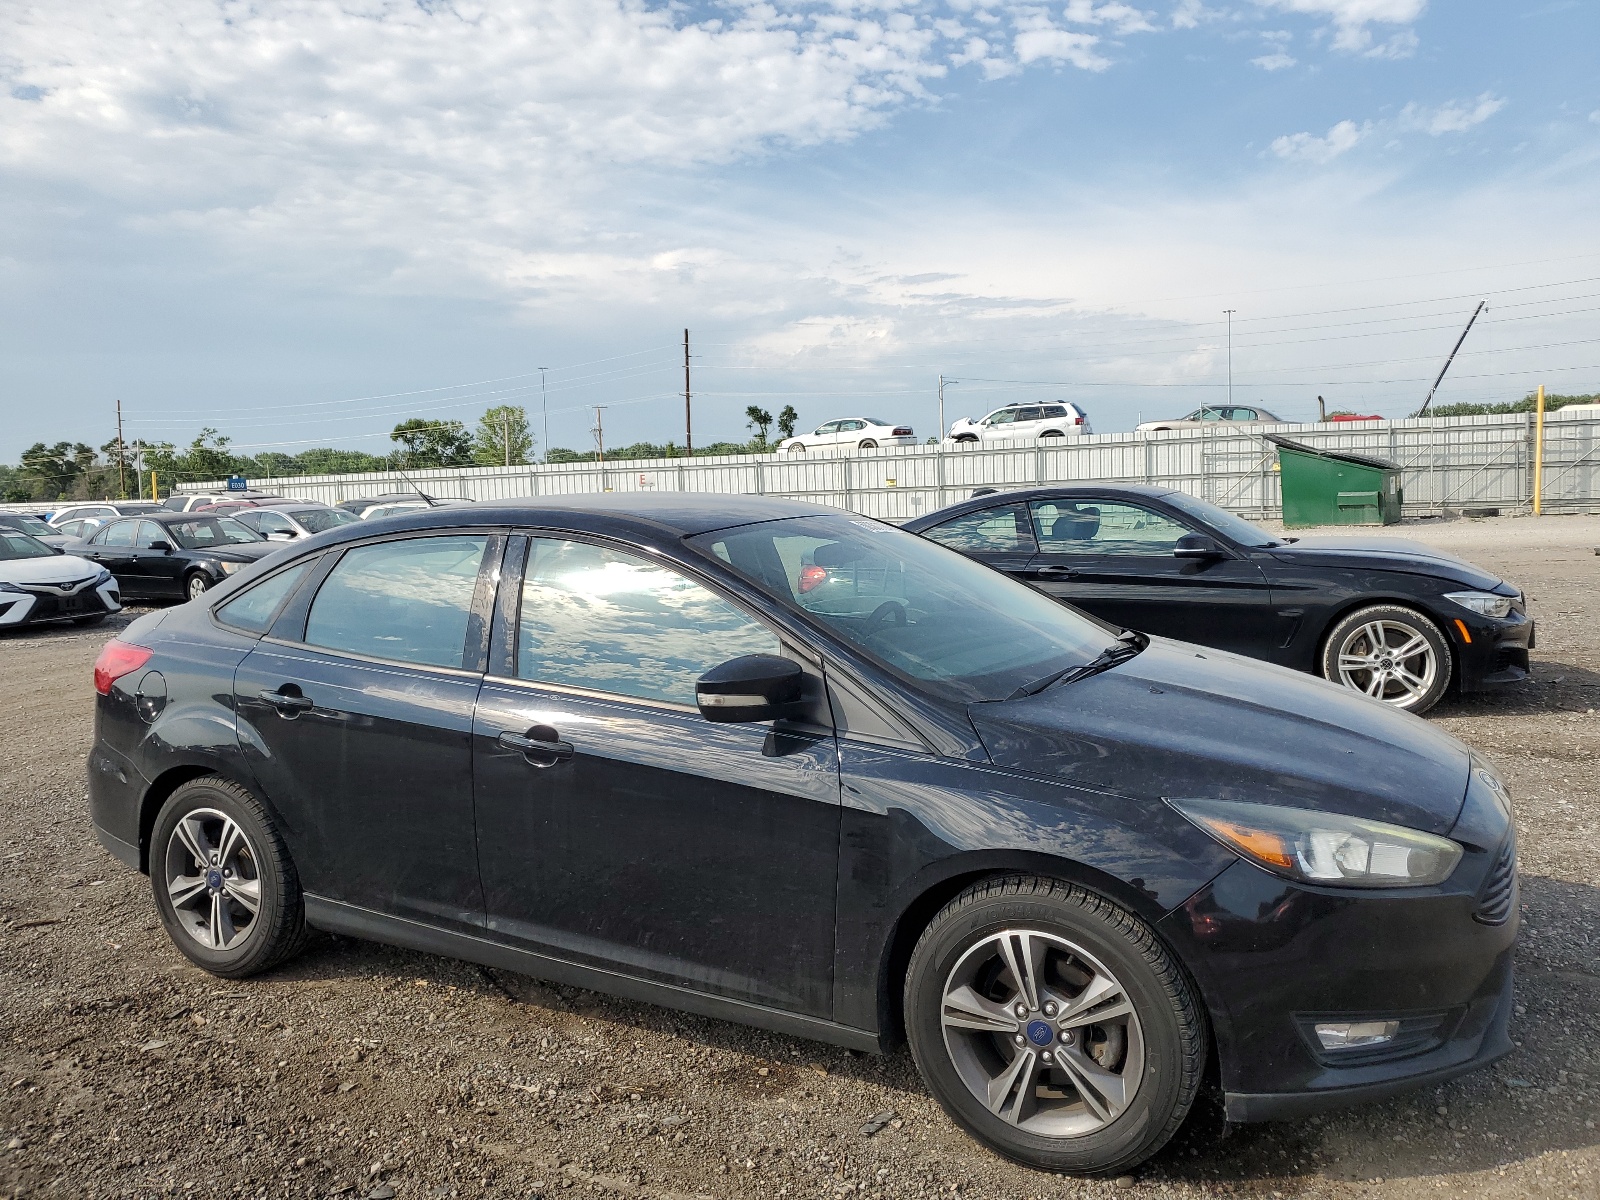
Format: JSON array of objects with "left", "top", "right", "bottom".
[
  {"left": 695, "top": 654, "right": 804, "bottom": 724},
  {"left": 1174, "top": 533, "right": 1225, "bottom": 559}
]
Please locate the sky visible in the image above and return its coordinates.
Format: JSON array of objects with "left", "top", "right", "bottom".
[{"left": 2, "top": 0, "right": 1598, "bottom": 464}]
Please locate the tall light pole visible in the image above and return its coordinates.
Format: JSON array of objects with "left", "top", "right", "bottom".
[
  {"left": 1223, "top": 309, "right": 1236, "bottom": 411},
  {"left": 539, "top": 366, "right": 549, "bottom": 463}
]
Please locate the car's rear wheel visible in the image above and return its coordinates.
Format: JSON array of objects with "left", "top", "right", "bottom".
[
  {"left": 1320, "top": 604, "right": 1451, "bottom": 713},
  {"left": 858, "top": 439, "right": 878, "bottom": 449},
  {"left": 150, "top": 776, "right": 308, "bottom": 978},
  {"left": 1040, "top": 430, "right": 1065, "bottom": 439},
  {"left": 905, "top": 876, "right": 1205, "bottom": 1176},
  {"left": 185, "top": 572, "right": 211, "bottom": 601}
]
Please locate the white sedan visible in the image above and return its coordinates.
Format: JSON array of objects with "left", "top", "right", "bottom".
[
  {"left": 779, "top": 417, "right": 916, "bottom": 453},
  {"left": 945, "top": 402, "right": 1092, "bottom": 444},
  {"left": 0, "top": 530, "right": 122, "bottom": 629}
]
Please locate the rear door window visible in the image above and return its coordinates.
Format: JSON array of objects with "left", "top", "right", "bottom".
[
  {"left": 304, "top": 535, "right": 490, "bottom": 668},
  {"left": 100, "top": 521, "right": 137, "bottom": 548}
]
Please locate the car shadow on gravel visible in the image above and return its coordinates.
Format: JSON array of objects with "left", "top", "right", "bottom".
[{"left": 1430, "top": 659, "right": 1600, "bottom": 719}]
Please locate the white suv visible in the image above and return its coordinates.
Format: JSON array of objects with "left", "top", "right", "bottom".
[{"left": 945, "top": 403, "right": 1091, "bottom": 444}]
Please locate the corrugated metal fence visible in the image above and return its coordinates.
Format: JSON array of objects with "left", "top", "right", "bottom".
[{"left": 185, "top": 411, "right": 1600, "bottom": 521}]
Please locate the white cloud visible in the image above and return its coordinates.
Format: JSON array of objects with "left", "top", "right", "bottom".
[
  {"left": 1270, "top": 119, "right": 1369, "bottom": 162},
  {"left": 1171, "top": 0, "right": 1210, "bottom": 29},
  {"left": 1400, "top": 93, "right": 1507, "bottom": 135},
  {"left": 1256, "top": 0, "right": 1426, "bottom": 54},
  {"left": 1252, "top": 52, "right": 1297, "bottom": 70},
  {"left": 1012, "top": 12, "right": 1113, "bottom": 71}
]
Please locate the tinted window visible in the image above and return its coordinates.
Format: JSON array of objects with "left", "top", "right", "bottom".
[
  {"left": 516, "top": 539, "right": 778, "bottom": 705},
  {"left": 1160, "top": 490, "right": 1281, "bottom": 547},
  {"left": 4, "top": 515, "right": 56, "bottom": 537},
  {"left": 1016, "top": 407, "right": 1043, "bottom": 421},
  {"left": 1042, "top": 406, "right": 1069, "bottom": 418},
  {"left": 294, "top": 509, "right": 357, "bottom": 533},
  {"left": 304, "top": 536, "right": 488, "bottom": 668},
  {"left": 696, "top": 514, "right": 1118, "bottom": 703},
  {"left": 0, "top": 532, "right": 54, "bottom": 561},
  {"left": 923, "top": 505, "right": 1036, "bottom": 555},
  {"left": 100, "top": 521, "right": 137, "bottom": 547},
  {"left": 986, "top": 409, "right": 1016, "bottom": 425},
  {"left": 215, "top": 561, "right": 313, "bottom": 633},
  {"left": 135, "top": 521, "right": 167, "bottom": 547},
  {"left": 167, "top": 517, "right": 263, "bottom": 549},
  {"left": 253, "top": 513, "right": 298, "bottom": 536},
  {"left": 1032, "top": 500, "right": 1190, "bottom": 555}
]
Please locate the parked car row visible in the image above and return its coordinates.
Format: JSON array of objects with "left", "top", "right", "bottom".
[{"left": 86, "top": 492, "right": 1520, "bottom": 1177}]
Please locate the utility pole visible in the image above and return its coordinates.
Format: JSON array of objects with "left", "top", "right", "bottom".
[
  {"left": 683, "top": 329, "right": 693, "bottom": 456},
  {"left": 502, "top": 410, "right": 511, "bottom": 467},
  {"left": 938, "top": 375, "right": 958, "bottom": 443},
  {"left": 1223, "top": 309, "right": 1236, "bottom": 411},
  {"left": 114, "top": 395, "right": 127, "bottom": 499},
  {"left": 539, "top": 367, "right": 549, "bottom": 464},
  {"left": 592, "top": 406, "right": 606, "bottom": 464},
  {"left": 1415, "top": 300, "right": 1487, "bottom": 418}
]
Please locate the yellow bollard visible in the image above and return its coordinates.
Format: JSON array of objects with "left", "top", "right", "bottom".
[
  {"left": 152, "top": 470, "right": 159, "bottom": 502},
  {"left": 1532, "top": 384, "right": 1545, "bottom": 516}
]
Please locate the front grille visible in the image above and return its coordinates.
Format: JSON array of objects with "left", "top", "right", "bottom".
[{"left": 1475, "top": 840, "right": 1517, "bottom": 925}]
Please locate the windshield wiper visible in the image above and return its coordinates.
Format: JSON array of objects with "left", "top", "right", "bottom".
[{"left": 1007, "top": 632, "right": 1148, "bottom": 700}]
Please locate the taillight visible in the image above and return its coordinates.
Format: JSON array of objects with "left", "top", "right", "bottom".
[
  {"left": 93, "top": 641, "right": 152, "bottom": 696},
  {"left": 1074, "top": 416, "right": 1084, "bottom": 425},
  {"left": 892, "top": 427, "right": 913, "bottom": 437},
  {"left": 799, "top": 565, "right": 828, "bottom": 594}
]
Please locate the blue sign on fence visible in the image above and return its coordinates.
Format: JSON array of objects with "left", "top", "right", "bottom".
[{"left": 226, "top": 475, "right": 248, "bottom": 492}]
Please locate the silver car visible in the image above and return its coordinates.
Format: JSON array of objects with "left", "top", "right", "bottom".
[
  {"left": 1135, "top": 405, "right": 1284, "bottom": 432},
  {"left": 232, "top": 504, "right": 361, "bottom": 542}
]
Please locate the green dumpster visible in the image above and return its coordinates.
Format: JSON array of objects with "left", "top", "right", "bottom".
[{"left": 1266, "top": 434, "right": 1404, "bottom": 528}]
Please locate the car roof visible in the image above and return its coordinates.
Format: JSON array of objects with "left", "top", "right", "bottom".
[
  {"left": 901, "top": 484, "right": 1179, "bottom": 531},
  {"left": 298, "top": 493, "right": 850, "bottom": 548}
]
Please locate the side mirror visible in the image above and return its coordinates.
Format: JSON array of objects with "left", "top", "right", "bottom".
[
  {"left": 1174, "top": 533, "right": 1224, "bottom": 560},
  {"left": 696, "top": 654, "right": 804, "bottom": 724},
  {"left": 147, "top": 539, "right": 174, "bottom": 553}
]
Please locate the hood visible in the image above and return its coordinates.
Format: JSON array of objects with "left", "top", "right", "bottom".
[
  {"left": 208, "top": 541, "right": 279, "bottom": 562},
  {"left": 0, "top": 553, "right": 104, "bottom": 587},
  {"left": 968, "top": 638, "right": 1471, "bottom": 835},
  {"left": 1268, "top": 535, "right": 1506, "bottom": 591}
]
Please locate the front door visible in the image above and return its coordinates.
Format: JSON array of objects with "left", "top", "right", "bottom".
[
  {"left": 233, "top": 533, "right": 496, "bottom": 930},
  {"left": 472, "top": 536, "right": 841, "bottom": 1016},
  {"left": 134, "top": 520, "right": 189, "bottom": 597},
  {"left": 1026, "top": 498, "right": 1275, "bottom": 654},
  {"left": 917, "top": 502, "right": 1039, "bottom": 579}
]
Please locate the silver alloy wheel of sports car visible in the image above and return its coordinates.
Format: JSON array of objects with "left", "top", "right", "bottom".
[
  {"left": 941, "top": 928, "right": 1145, "bottom": 1138},
  {"left": 187, "top": 574, "right": 210, "bottom": 601},
  {"left": 1333, "top": 618, "right": 1439, "bottom": 708},
  {"left": 163, "top": 807, "right": 262, "bottom": 950}
]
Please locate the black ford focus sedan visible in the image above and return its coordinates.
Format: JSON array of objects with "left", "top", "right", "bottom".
[
  {"left": 903, "top": 485, "right": 1533, "bottom": 714},
  {"left": 87, "top": 496, "right": 1517, "bottom": 1176}
]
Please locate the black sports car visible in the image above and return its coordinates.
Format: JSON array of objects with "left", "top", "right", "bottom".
[
  {"left": 71, "top": 512, "right": 279, "bottom": 602},
  {"left": 904, "top": 485, "right": 1532, "bottom": 713},
  {"left": 88, "top": 496, "right": 1515, "bottom": 1175}
]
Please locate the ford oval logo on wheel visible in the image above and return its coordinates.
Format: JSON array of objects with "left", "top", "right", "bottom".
[{"left": 1026, "top": 1020, "right": 1053, "bottom": 1047}]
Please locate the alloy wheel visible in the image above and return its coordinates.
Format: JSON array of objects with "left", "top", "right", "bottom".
[
  {"left": 941, "top": 928, "right": 1144, "bottom": 1138},
  {"left": 163, "top": 807, "right": 262, "bottom": 951},
  {"left": 187, "top": 575, "right": 209, "bottom": 601},
  {"left": 1334, "top": 619, "right": 1438, "bottom": 708}
]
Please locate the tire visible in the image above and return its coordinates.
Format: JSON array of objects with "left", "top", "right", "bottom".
[
  {"left": 150, "top": 776, "right": 308, "bottom": 978},
  {"left": 904, "top": 876, "right": 1205, "bottom": 1177},
  {"left": 1040, "top": 430, "right": 1065, "bottom": 439},
  {"left": 185, "top": 572, "right": 211, "bottom": 601},
  {"left": 955, "top": 435, "right": 979, "bottom": 445},
  {"left": 858, "top": 439, "right": 878, "bottom": 450},
  {"left": 1320, "top": 603, "right": 1451, "bottom": 713},
  {"left": 787, "top": 443, "right": 806, "bottom": 453}
]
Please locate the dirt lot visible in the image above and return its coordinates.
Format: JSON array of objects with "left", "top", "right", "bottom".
[{"left": 3, "top": 513, "right": 1597, "bottom": 1200}]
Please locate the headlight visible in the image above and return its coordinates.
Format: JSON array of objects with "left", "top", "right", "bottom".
[
  {"left": 1443, "top": 590, "right": 1512, "bottom": 618},
  {"left": 218, "top": 561, "right": 247, "bottom": 575},
  {"left": 1168, "top": 798, "right": 1463, "bottom": 888},
  {"left": 0, "top": 581, "right": 24, "bottom": 593}
]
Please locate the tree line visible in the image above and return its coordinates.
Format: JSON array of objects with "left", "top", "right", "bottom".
[{"left": 1, "top": 402, "right": 803, "bottom": 501}]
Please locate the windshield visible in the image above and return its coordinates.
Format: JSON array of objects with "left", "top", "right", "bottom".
[
  {"left": 0, "top": 532, "right": 56, "bottom": 561},
  {"left": 166, "top": 517, "right": 264, "bottom": 549},
  {"left": 9, "top": 516, "right": 56, "bottom": 536},
  {"left": 691, "top": 514, "right": 1121, "bottom": 702},
  {"left": 1160, "top": 491, "right": 1281, "bottom": 547},
  {"left": 293, "top": 508, "right": 357, "bottom": 534}
]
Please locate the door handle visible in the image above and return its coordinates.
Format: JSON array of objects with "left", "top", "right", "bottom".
[
  {"left": 1034, "top": 564, "right": 1077, "bottom": 580},
  {"left": 498, "top": 728, "right": 574, "bottom": 768},
  {"left": 259, "top": 688, "right": 313, "bottom": 716}
]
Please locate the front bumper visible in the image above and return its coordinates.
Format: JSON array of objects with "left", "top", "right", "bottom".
[
  {"left": 1451, "top": 605, "right": 1533, "bottom": 691},
  {"left": 0, "top": 578, "right": 121, "bottom": 626},
  {"left": 1159, "top": 850, "right": 1518, "bottom": 1121}
]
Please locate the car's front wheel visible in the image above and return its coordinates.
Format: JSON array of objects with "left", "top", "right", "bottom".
[
  {"left": 150, "top": 776, "right": 308, "bottom": 978},
  {"left": 185, "top": 572, "right": 211, "bottom": 601},
  {"left": 786, "top": 442, "right": 806, "bottom": 453},
  {"left": 1320, "top": 604, "right": 1451, "bottom": 713},
  {"left": 905, "top": 876, "right": 1205, "bottom": 1176}
]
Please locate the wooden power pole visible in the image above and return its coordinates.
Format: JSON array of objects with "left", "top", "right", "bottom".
[
  {"left": 114, "top": 395, "right": 127, "bottom": 499},
  {"left": 683, "top": 329, "right": 693, "bottom": 456}
]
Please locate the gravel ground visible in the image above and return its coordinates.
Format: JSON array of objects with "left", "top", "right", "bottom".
[{"left": 2, "top": 513, "right": 1597, "bottom": 1200}]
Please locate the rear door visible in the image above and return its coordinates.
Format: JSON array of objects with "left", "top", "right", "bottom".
[
  {"left": 233, "top": 532, "right": 499, "bottom": 930},
  {"left": 1026, "top": 497, "right": 1275, "bottom": 654},
  {"left": 83, "top": 520, "right": 140, "bottom": 584}
]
